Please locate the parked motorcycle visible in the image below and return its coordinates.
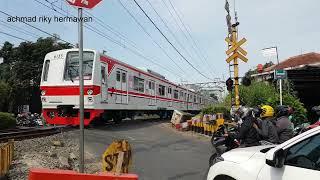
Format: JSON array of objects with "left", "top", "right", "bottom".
[{"left": 16, "top": 113, "right": 43, "bottom": 127}]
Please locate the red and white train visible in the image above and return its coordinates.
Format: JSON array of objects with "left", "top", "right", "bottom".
[{"left": 40, "top": 49, "right": 214, "bottom": 125}]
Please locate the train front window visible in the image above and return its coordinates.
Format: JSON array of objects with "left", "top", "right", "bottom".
[{"left": 64, "top": 51, "right": 94, "bottom": 81}]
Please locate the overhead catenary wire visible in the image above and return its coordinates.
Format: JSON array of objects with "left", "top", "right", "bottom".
[
  {"left": 0, "top": 31, "right": 30, "bottom": 42},
  {"left": 144, "top": 0, "right": 204, "bottom": 74},
  {"left": 0, "top": 9, "right": 74, "bottom": 46},
  {"left": 132, "top": 0, "right": 213, "bottom": 81},
  {"left": 0, "top": 20, "right": 40, "bottom": 39},
  {"left": 82, "top": 10, "right": 140, "bottom": 51},
  {"left": 166, "top": 0, "right": 216, "bottom": 77},
  {"left": 35, "top": 0, "right": 187, "bottom": 80},
  {"left": 117, "top": 0, "right": 192, "bottom": 80}
]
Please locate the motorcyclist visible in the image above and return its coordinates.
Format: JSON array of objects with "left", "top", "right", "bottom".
[
  {"left": 253, "top": 105, "right": 279, "bottom": 144},
  {"left": 233, "top": 106, "right": 260, "bottom": 147},
  {"left": 275, "top": 105, "right": 294, "bottom": 143}
]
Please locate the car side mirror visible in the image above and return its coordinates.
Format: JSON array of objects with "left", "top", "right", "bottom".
[{"left": 266, "top": 148, "right": 285, "bottom": 168}]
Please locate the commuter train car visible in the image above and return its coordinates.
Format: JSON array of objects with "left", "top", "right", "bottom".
[{"left": 40, "top": 49, "right": 214, "bottom": 125}]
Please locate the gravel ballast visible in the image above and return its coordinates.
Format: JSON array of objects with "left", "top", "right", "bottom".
[{"left": 7, "top": 131, "right": 100, "bottom": 180}]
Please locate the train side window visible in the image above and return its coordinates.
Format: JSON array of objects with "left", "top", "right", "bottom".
[
  {"left": 151, "top": 82, "right": 155, "bottom": 89},
  {"left": 158, "top": 85, "right": 165, "bottom": 96},
  {"left": 116, "top": 71, "right": 121, "bottom": 82},
  {"left": 122, "top": 72, "right": 126, "bottom": 83},
  {"left": 133, "top": 76, "right": 144, "bottom": 92},
  {"left": 101, "top": 66, "right": 106, "bottom": 83},
  {"left": 174, "top": 90, "right": 179, "bottom": 99},
  {"left": 194, "top": 95, "right": 197, "bottom": 103},
  {"left": 149, "top": 81, "right": 152, "bottom": 89},
  {"left": 43, "top": 60, "right": 50, "bottom": 81},
  {"left": 168, "top": 87, "right": 172, "bottom": 94}
]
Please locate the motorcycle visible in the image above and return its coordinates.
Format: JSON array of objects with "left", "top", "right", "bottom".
[
  {"left": 16, "top": 113, "right": 44, "bottom": 127},
  {"left": 209, "top": 125, "right": 240, "bottom": 166}
]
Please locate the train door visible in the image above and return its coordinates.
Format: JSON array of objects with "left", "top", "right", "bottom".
[
  {"left": 149, "top": 80, "right": 156, "bottom": 105},
  {"left": 115, "top": 69, "right": 128, "bottom": 104},
  {"left": 100, "top": 63, "right": 108, "bottom": 102},
  {"left": 168, "top": 87, "right": 172, "bottom": 107},
  {"left": 121, "top": 71, "right": 128, "bottom": 104}
]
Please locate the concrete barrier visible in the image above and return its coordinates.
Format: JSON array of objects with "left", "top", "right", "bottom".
[{"left": 28, "top": 168, "right": 139, "bottom": 180}]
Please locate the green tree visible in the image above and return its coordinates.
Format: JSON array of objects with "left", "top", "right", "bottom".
[
  {"left": 0, "top": 37, "right": 72, "bottom": 113},
  {"left": 224, "top": 82, "right": 306, "bottom": 125}
]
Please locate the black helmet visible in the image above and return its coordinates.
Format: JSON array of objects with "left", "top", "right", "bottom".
[
  {"left": 252, "top": 107, "right": 262, "bottom": 118},
  {"left": 312, "top": 106, "right": 320, "bottom": 116},
  {"left": 236, "top": 106, "right": 252, "bottom": 119},
  {"left": 276, "top": 105, "right": 291, "bottom": 117}
]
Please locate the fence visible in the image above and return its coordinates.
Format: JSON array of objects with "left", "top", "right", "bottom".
[{"left": 0, "top": 139, "right": 14, "bottom": 177}]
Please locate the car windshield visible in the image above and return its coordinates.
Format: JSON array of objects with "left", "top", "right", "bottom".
[{"left": 64, "top": 51, "right": 94, "bottom": 81}]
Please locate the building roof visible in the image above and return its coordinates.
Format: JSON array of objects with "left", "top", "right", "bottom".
[
  {"left": 268, "top": 52, "right": 320, "bottom": 71},
  {"left": 251, "top": 52, "right": 320, "bottom": 77}
]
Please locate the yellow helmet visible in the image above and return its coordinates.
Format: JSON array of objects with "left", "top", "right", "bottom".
[{"left": 260, "top": 105, "right": 274, "bottom": 118}]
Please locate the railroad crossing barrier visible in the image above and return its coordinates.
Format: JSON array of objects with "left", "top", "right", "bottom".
[
  {"left": 173, "top": 113, "right": 226, "bottom": 137},
  {"left": 28, "top": 168, "right": 139, "bottom": 180},
  {"left": 0, "top": 139, "right": 14, "bottom": 177}
]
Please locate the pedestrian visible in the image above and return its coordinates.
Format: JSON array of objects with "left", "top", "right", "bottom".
[{"left": 253, "top": 105, "right": 279, "bottom": 144}]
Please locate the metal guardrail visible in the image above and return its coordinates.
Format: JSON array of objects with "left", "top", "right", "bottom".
[{"left": 0, "top": 139, "right": 14, "bottom": 177}]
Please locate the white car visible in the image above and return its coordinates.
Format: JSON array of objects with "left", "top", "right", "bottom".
[{"left": 207, "top": 126, "right": 320, "bottom": 180}]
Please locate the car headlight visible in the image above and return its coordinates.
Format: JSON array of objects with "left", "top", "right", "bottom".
[
  {"left": 87, "top": 89, "right": 93, "bottom": 95},
  {"left": 41, "top": 90, "right": 46, "bottom": 96}
]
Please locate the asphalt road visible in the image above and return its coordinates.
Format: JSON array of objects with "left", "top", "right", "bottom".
[{"left": 83, "top": 120, "right": 213, "bottom": 180}]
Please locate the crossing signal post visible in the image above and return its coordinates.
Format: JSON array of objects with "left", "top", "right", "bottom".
[{"left": 225, "top": 26, "right": 248, "bottom": 108}]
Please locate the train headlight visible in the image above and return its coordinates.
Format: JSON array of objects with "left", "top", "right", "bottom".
[
  {"left": 87, "top": 89, "right": 93, "bottom": 95},
  {"left": 41, "top": 90, "right": 46, "bottom": 96}
]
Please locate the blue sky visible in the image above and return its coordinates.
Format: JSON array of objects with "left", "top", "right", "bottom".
[{"left": 0, "top": 0, "right": 319, "bottom": 83}]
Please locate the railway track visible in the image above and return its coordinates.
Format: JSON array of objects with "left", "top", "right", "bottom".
[{"left": 0, "top": 126, "right": 69, "bottom": 142}]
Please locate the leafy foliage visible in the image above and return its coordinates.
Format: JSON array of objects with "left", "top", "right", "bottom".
[
  {"left": 0, "top": 37, "right": 72, "bottom": 113},
  {"left": 224, "top": 82, "right": 307, "bottom": 125},
  {"left": 201, "top": 104, "right": 231, "bottom": 120},
  {"left": 0, "top": 112, "right": 15, "bottom": 129}
]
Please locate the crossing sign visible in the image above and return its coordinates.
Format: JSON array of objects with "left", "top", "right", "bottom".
[
  {"left": 226, "top": 38, "right": 247, "bottom": 55},
  {"left": 225, "top": 37, "right": 248, "bottom": 63},
  {"left": 225, "top": 37, "right": 247, "bottom": 56},
  {"left": 226, "top": 52, "right": 248, "bottom": 63}
]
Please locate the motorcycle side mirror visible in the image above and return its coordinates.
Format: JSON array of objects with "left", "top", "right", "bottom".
[{"left": 266, "top": 148, "right": 285, "bottom": 168}]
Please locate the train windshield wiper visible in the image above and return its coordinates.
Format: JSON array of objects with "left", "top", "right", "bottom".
[{"left": 67, "top": 67, "right": 74, "bottom": 83}]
